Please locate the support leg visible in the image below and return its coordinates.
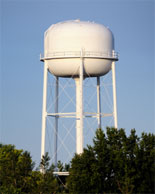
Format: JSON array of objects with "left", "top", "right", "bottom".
[
  {"left": 112, "top": 61, "right": 118, "bottom": 128},
  {"left": 74, "top": 57, "right": 84, "bottom": 154},
  {"left": 54, "top": 76, "right": 59, "bottom": 169},
  {"left": 41, "top": 62, "right": 48, "bottom": 161},
  {"left": 97, "top": 77, "right": 101, "bottom": 128}
]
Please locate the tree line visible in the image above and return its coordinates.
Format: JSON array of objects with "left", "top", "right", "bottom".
[{"left": 0, "top": 127, "right": 154, "bottom": 193}]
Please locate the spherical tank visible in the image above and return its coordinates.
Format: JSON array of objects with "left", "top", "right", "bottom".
[{"left": 43, "top": 20, "right": 118, "bottom": 77}]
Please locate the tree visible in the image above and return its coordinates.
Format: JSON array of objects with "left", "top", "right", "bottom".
[
  {"left": 0, "top": 145, "right": 63, "bottom": 193},
  {"left": 39, "top": 152, "right": 50, "bottom": 173},
  {"left": 67, "top": 146, "right": 97, "bottom": 193},
  {"left": 67, "top": 128, "right": 155, "bottom": 194},
  {"left": 0, "top": 144, "right": 34, "bottom": 194},
  {"left": 34, "top": 152, "right": 59, "bottom": 194},
  {"left": 49, "top": 160, "right": 70, "bottom": 193},
  {"left": 136, "top": 132, "right": 155, "bottom": 193}
]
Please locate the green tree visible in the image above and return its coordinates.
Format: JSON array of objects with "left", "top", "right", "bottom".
[
  {"left": 0, "top": 145, "right": 59, "bottom": 194},
  {"left": 67, "top": 146, "right": 97, "bottom": 193},
  {"left": 0, "top": 144, "right": 34, "bottom": 194},
  {"left": 136, "top": 132, "right": 155, "bottom": 193},
  {"left": 34, "top": 152, "right": 59, "bottom": 194},
  {"left": 39, "top": 152, "right": 50, "bottom": 173},
  {"left": 48, "top": 161, "right": 70, "bottom": 193},
  {"left": 67, "top": 128, "right": 155, "bottom": 194}
]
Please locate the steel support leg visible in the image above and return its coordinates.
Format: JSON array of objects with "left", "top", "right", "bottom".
[
  {"left": 112, "top": 61, "right": 118, "bottom": 128},
  {"left": 97, "top": 77, "right": 101, "bottom": 128},
  {"left": 54, "top": 76, "right": 59, "bottom": 169},
  {"left": 41, "top": 62, "right": 48, "bottom": 161},
  {"left": 74, "top": 56, "right": 84, "bottom": 154}
]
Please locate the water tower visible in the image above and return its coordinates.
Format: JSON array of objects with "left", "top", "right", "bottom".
[{"left": 40, "top": 20, "right": 118, "bottom": 172}]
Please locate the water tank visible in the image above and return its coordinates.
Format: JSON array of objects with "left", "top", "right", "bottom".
[{"left": 43, "top": 20, "right": 118, "bottom": 77}]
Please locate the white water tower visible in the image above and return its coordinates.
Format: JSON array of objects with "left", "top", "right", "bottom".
[{"left": 40, "top": 20, "right": 118, "bottom": 171}]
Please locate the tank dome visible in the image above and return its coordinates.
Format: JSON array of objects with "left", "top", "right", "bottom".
[{"left": 43, "top": 20, "right": 118, "bottom": 77}]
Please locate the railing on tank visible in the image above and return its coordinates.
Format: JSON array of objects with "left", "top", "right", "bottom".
[{"left": 40, "top": 50, "right": 119, "bottom": 61}]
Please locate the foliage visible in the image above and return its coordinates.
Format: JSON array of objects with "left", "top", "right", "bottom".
[
  {"left": 49, "top": 160, "right": 70, "bottom": 193},
  {"left": 0, "top": 128, "right": 154, "bottom": 193},
  {"left": 0, "top": 145, "right": 58, "bottom": 194},
  {"left": 0, "top": 144, "right": 34, "bottom": 194},
  {"left": 39, "top": 152, "right": 50, "bottom": 173},
  {"left": 56, "top": 160, "right": 70, "bottom": 172},
  {"left": 36, "top": 152, "right": 59, "bottom": 193},
  {"left": 67, "top": 128, "right": 155, "bottom": 194}
]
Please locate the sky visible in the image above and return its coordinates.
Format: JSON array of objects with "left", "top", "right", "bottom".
[{"left": 1, "top": 0, "right": 154, "bottom": 166}]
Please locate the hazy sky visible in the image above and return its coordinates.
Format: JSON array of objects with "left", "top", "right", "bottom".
[{"left": 1, "top": 0, "right": 154, "bottom": 165}]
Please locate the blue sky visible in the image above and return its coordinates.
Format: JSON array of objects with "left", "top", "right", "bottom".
[{"left": 1, "top": 0, "right": 154, "bottom": 165}]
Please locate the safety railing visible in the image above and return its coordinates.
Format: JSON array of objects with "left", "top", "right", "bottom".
[{"left": 40, "top": 50, "right": 119, "bottom": 61}]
